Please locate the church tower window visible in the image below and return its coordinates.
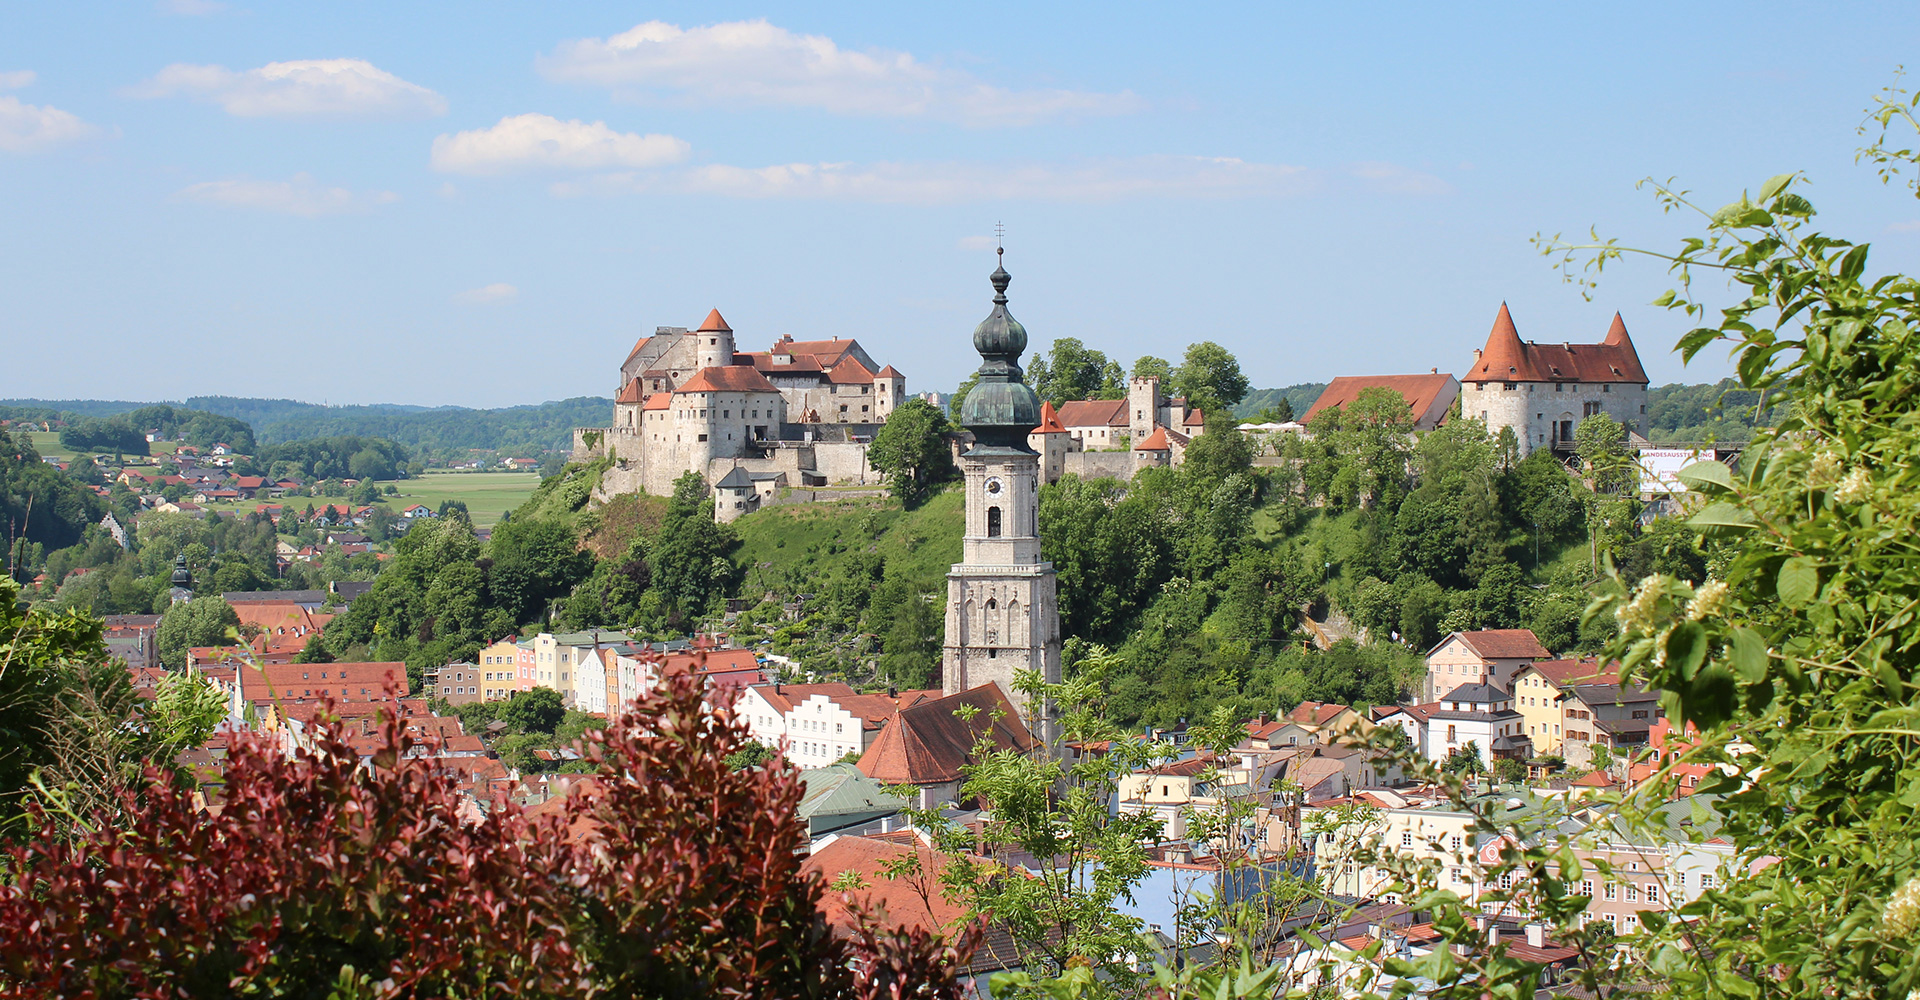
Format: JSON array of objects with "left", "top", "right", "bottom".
[{"left": 988, "top": 506, "right": 1002, "bottom": 537}]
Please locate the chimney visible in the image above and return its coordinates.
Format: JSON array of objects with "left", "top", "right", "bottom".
[
  {"left": 1431, "top": 367, "right": 1438, "bottom": 374},
  {"left": 1526, "top": 924, "right": 1546, "bottom": 948},
  {"left": 1487, "top": 925, "right": 1501, "bottom": 947},
  {"left": 888, "top": 685, "right": 898, "bottom": 698},
  {"left": 1472, "top": 348, "right": 1483, "bottom": 362}
]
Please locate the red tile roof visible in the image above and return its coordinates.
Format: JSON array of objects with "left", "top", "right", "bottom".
[
  {"left": 857, "top": 683, "right": 1034, "bottom": 786},
  {"left": 742, "top": 352, "right": 824, "bottom": 374},
  {"left": 239, "top": 661, "right": 408, "bottom": 704},
  {"left": 874, "top": 365, "right": 904, "bottom": 379},
  {"left": 1302, "top": 374, "right": 1458, "bottom": 424},
  {"left": 1031, "top": 401, "right": 1068, "bottom": 434},
  {"left": 746, "top": 682, "right": 858, "bottom": 716},
  {"left": 1055, "top": 399, "right": 1127, "bottom": 428},
  {"left": 799, "top": 837, "right": 1019, "bottom": 973},
  {"left": 824, "top": 357, "right": 875, "bottom": 385},
  {"left": 643, "top": 393, "right": 671, "bottom": 410},
  {"left": 1463, "top": 304, "right": 1648, "bottom": 384},
  {"left": 1521, "top": 658, "right": 1619, "bottom": 688},
  {"left": 1134, "top": 427, "right": 1170, "bottom": 451},
  {"left": 1182, "top": 408, "right": 1205, "bottom": 427},
  {"left": 1286, "top": 701, "right": 1353, "bottom": 727},
  {"left": 676, "top": 366, "right": 779, "bottom": 394},
  {"left": 771, "top": 336, "right": 862, "bottom": 365},
  {"left": 697, "top": 308, "right": 732, "bottom": 333},
  {"left": 615, "top": 378, "right": 646, "bottom": 404},
  {"left": 1442, "top": 629, "right": 1552, "bottom": 660}
]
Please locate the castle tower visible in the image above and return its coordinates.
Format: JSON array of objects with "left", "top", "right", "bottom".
[
  {"left": 1127, "top": 374, "right": 1162, "bottom": 443},
  {"left": 695, "top": 308, "right": 735, "bottom": 370},
  {"left": 943, "top": 249, "right": 1062, "bottom": 729}
]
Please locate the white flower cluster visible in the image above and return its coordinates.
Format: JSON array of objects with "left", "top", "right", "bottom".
[
  {"left": 1687, "top": 579, "right": 1730, "bottom": 622},
  {"left": 1885, "top": 874, "right": 1920, "bottom": 939},
  {"left": 1833, "top": 466, "right": 1872, "bottom": 505},
  {"left": 1807, "top": 450, "right": 1844, "bottom": 487},
  {"left": 1616, "top": 574, "right": 1671, "bottom": 634}
]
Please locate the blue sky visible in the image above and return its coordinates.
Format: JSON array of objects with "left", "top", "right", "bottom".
[{"left": 4, "top": 1, "right": 1918, "bottom": 407}]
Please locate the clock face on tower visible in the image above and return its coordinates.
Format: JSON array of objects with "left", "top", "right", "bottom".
[{"left": 985, "top": 477, "right": 1004, "bottom": 497}]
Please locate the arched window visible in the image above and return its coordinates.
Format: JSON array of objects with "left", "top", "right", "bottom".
[{"left": 987, "top": 506, "right": 1002, "bottom": 537}]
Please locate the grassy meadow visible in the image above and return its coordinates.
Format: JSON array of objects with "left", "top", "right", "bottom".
[{"left": 378, "top": 471, "right": 542, "bottom": 527}]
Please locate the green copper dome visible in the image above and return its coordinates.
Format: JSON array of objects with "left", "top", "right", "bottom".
[{"left": 959, "top": 249, "right": 1041, "bottom": 455}]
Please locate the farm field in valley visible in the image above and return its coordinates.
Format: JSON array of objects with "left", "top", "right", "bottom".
[{"left": 377, "top": 471, "right": 542, "bottom": 527}]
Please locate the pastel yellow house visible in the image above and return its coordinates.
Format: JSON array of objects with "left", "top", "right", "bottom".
[
  {"left": 1424, "top": 629, "right": 1551, "bottom": 701},
  {"left": 1509, "top": 659, "right": 1617, "bottom": 753},
  {"left": 475, "top": 638, "right": 522, "bottom": 702},
  {"left": 1306, "top": 790, "right": 1481, "bottom": 900}
]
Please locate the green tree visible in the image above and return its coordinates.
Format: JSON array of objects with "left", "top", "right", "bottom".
[
  {"left": 155, "top": 595, "right": 241, "bottom": 668},
  {"left": 1442, "top": 742, "right": 1485, "bottom": 775},
  {"left": 1131, "top": 355, "right": 1172, "bottom": 383},
  {"left": 1177, "top": 425, "right": 1254, "bottom": 484},
  {"left": 1574, "top": 411, "right": 1634, "bottom": 494},
  {"left": 648, "top": 473, "right": 737, "bottom": 626},
  {"left": 502, "top": 687, "right": 566, "bottom": 735},
  {"left": 949, "top": 373, "right": 981, "bottom": 422},
  {"left": 1031, "top": 338, "right": 1123, "bottom": 407},
  {"left": 1171, "top": 341, "right": 1250, "bottom": 416},
  {"left": 867, "top": 399, "right": 956, "bottom": 509}
]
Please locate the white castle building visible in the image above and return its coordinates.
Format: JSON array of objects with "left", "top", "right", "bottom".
[
  {"left": 1461, "top": 303, "right": 1649, "bottom": 457},
  {"left": 942, "top": 250, "right": 1062, "bottom": 731},
  {"left": 573, "top": 309, "right": 907, "bottom": 510}
]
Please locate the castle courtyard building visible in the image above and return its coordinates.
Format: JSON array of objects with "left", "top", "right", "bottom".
[{"left": 1462, "top": 303, "right": 1649, "bottom": 457}]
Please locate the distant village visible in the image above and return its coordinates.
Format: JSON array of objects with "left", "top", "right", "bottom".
[{"left": 47, "top": 259, "right": 1753, "bottom": 991}]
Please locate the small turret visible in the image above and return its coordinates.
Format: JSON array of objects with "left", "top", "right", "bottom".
[{"left": 695, "top": 308, "right": 735, "bottom": 370}]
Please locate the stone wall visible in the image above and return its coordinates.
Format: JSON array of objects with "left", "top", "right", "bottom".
[{"left": 1062, "top": 450, "right": 1142, "bottom": 482}]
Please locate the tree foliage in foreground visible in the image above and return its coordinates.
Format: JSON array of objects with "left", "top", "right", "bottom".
[{"left": 0, "top": 671, "right": 979, "bottom": 998}]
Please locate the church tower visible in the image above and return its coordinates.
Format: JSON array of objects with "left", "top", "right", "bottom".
[{"left": 942, "top": 249, "right": 1062, "bottom": 728}]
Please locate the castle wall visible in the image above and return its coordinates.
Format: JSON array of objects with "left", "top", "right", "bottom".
[
  {"left": 1062, "top": 450, "right": 1142, "bottom": 482},
  {"left": 1464, "top": 381, "right": 1648, "bottom": 456}
]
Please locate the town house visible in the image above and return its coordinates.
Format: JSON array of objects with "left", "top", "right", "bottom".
[{"left": 1423, "top": 628, "right": 1551, "bottom": 701}]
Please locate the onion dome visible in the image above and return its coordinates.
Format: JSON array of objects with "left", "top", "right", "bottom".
[{"left": 959, "top": 247, "right": 1042, "bottom": 454}]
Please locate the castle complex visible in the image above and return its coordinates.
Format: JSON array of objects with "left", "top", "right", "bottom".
[
  {"left": 942, "top": 250, "right": 1062, "bottom": 728},
  {"left": 1461, "top": 303, "right": 1649, "bottom": 456},
  {"left": 573, "top": 310, "right": 907, "bottom": 513}
]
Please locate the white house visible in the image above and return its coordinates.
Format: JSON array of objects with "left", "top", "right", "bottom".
[
  {"left": 573, "top": 647, "right": 612, "bottom": 715},
  {"left": 1427, "top": 683, "right": 1529, "bottom": 769},
  {"left": 733, "top": 682, "right": 918, "bottom": 769},
  {"left": 402, "top": 504, "right": 435, "bottom": 519}
]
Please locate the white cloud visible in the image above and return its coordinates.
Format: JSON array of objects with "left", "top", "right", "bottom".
[
  {"left": 430, "top": 113, "right": 689, "bottom": 175},
  {"left": 0, "top": 70, "right": 37, "bottom": 90},
  {"left": 539, "top": 19, "right": 1141, "bottom": 126},
  {"left": 171, "top": 173, "right": 399, "bottom": 216},
  {"left": 0, "top": 95, "right": 98, "bottom": 153},
  {"left": 957, "top": 235, "right": 998, "bottom": 251},
  {"left": 1887, "top": 220, "right": 1920, "bottom": 234},
  {"left": 131, "top": 58, "right": 446, "bottom": 118},
  {"left": 560, "top": 156, "right": 1310, "bottom": 204},
  {"left": 157, "top": 0, "right": 227, "bottom": 14},
  {"left": 453, "top": 282, "right": 518, "bottom": 304}
]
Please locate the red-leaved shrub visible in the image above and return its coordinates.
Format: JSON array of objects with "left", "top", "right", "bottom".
[{"left": 0, "top": 671, "right": 978, "bottom": 999}]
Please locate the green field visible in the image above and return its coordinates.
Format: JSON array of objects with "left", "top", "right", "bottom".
[
  {"left": 378, "top": 471, "right": 542, "bottom": 527},
  {"left": 26, "top": 431, "right": 72, "bottom": 460}
]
